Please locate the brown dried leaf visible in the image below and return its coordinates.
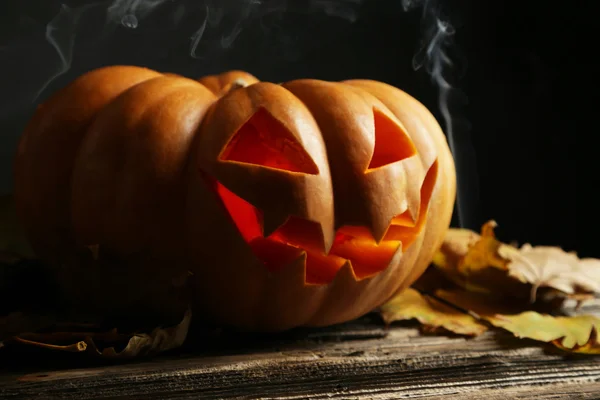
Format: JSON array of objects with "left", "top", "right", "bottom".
[
  {"left": 383, "top": 220, "right": 600, "bottom": 354},
  {"left": 1, "top": 308, "right": 192, "bottom": 359},
  {"left": 379, "top": 288, "right": 488, "bottom": 336},
  {"left": 507, "top": 246, "right": 600, "bottom": 300},
  {"left": 88, "top": 307, "right": 192, "bottom": 358},
  {"left": 432, "top": 220, "right": 523, "bottom": 296},
  {"left": 433, "top": 220, "right": 600, "bottom": 304}
]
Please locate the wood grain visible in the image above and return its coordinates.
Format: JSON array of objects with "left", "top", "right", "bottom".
[{"left": 2, "top": 301, "right": 600, "bottom": 399}]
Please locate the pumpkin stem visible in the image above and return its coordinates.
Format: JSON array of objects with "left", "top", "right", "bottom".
[{"left": 227, "top": 79, "right": 251, "bottom": 93}]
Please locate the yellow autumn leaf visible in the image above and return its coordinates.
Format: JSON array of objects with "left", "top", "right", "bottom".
[
  {"left": 379, "top": 288, "right": 487, "bottom": 336},
  {"left": 490, "top": 313, "right": 599, "bottom": 349},
  {"left": 381, "top": 285, "right": 600, "bottom": 354},
  {"left": 435, "top": 289, "right": 600, "bottom": 354},
  {"left": 552, "top": 327, "right": 600, "bottom": 355}
]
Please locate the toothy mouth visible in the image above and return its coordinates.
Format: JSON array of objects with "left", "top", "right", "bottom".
[{"left": 206, "top": 161, "right": 438, "bottom": 285}]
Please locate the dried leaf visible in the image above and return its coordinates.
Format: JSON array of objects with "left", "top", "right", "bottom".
[
  {"left": 552, "top": 327, "right": 600, "bottom": 354},
  {"left": 8, "top": 336, "right": 88, "bottom": 352},
  {"left": 381, "top": 285, "right": 600, "bottom": 354},
  {"left": 432, "top": 220, "right": 523, "bottom": 296},
  {"left": 434, "top": 289, "right": 600, "bottom": 354},
  {"left": 381, "top": 220, "right": 600, "bottom": 354},
  {"left": 379, "top": 288, "right": 487, "bottom": 336},
  {"left": 1, "top": 308, "right": 192, "bottom": 359},
  {"left": 490, "top": 313, "right": 600, "bottom": 350},
  {"left": 88, "top": 307, "right": 192, "bottom": 358},
  {"left": 507, "top": 245, "right": 600, "bottom": 300},
  {"left": 433, "top": 220, "right": 600, "bottom": 304}
]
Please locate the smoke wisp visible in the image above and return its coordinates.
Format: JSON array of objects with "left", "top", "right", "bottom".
[
  {"left": 27, "top": 0, "right": 365, "bottom": 99},
  {"left": 35, "top": 3, "right": 101, "bottom": 101},
  {"left": 403, "top": 0, "right": 478, "bottom": 229}
]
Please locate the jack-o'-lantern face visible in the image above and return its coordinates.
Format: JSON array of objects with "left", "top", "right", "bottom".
[
  {"left": 194, "top": 80, "right": 438, "bottom": 285},
  {"left": 14, "top": 65, "right": 455, "bottom": 331}
]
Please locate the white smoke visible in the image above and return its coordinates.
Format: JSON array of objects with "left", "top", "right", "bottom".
[
  {"left": 34, "top": 3, "right": 102, "bottom": 101},
  {"left": 190, "top": 6, "right": 210, "bottom": 58},
  {"left": 106, "top": 0, "right": 172, "bottom": 27},
  {"left": 24, "top": 0, "right": 365, "bottom": 101},
  {"left": 403, "top": 0, "right": 477, "bottom": 228},
  {"left": 188, "top": 1, "right": 259, "bottom": 58}
]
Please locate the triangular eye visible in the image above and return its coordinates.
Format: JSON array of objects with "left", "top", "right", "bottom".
[
  {"left": 367, "top": 108, "right": 417, "bottom": 170},
  {"left": 219, "top": 107, "right": 319, "bottom": 174}
]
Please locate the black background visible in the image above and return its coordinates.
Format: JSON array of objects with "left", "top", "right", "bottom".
[{"left": 0, "top": 0, "right": 586, "bottom": 255}]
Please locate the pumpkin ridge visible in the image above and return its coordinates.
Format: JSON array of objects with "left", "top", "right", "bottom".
[
  {"left": 14, "top": 66, "right": 164, "bottom": 263},
  {"left": 69, "top": 74, "right": 217, "bottom": 254}
]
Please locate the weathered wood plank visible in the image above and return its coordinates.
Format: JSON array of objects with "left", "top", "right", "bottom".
[
  {"left": 1, "top": 308, "right": 600, "bottom": 399},
  {"left": 423, "top": 384, "right": 600, "bottom": 400}
]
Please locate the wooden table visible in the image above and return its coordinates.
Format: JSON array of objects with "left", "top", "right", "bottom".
[{"left": 2, "top": 303, "right": 600, "bottom": 400}]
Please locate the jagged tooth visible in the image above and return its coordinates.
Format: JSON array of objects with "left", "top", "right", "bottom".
[
  {"left": 330, "top": 260, "right": 358, "bottom": 285},
  {"left": 405, "top": 199, "right": 419, "bottom": 225},
  {"left": 371, "top": 217, "right": 392, "bottom": 244},
  {"left": 386, "top": 242, "right": 405, "bottom": 273},
  {"left": 406, "top": 183, "right": 422, "bottom": 224},
  {"left": 319, "top": 219, "right": 336, "bottom": 255}
]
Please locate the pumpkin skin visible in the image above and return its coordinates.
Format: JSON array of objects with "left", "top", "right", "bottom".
[{"left": 14, "top": 66, "right": 456, "bottom": 331}]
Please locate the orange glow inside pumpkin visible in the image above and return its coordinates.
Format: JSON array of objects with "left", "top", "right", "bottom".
[{"left": 210, "top": 107, "right": 438, "bottom": 284}]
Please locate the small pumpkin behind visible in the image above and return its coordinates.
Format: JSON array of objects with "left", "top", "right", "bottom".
[{"left": 14, "top": 66, "right": 456, "bottom": 331}]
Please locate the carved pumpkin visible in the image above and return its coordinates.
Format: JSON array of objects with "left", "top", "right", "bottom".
[{"left": 14, "top": 66, "right": 456, "bottom": 331}]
